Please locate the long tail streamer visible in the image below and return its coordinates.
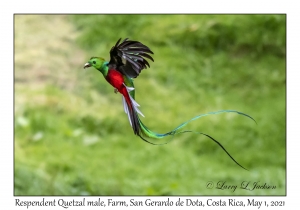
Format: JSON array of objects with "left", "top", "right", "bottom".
[{"left": 137, "top": 110, "right": 256, "bottom": 170}]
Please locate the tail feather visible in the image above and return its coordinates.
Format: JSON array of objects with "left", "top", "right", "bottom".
[
  {"left": 138, "top": 110, "right": 256, "bottom": 141},
  {"left": 121, "top": 84, "right": 255, "bottom": 170},
  {"left": 122, "top": 84, "right": 144, "bottom": 135},
  {"left": 137, "top": 111, "right": 255, "bottom": 170},
  {"left": 122, "top": 96, "right": 132, "bottom": 127}
]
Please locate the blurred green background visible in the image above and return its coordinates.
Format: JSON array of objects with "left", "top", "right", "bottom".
[{"left": 14, "top": 14, "right": 286, "bottom": 195}]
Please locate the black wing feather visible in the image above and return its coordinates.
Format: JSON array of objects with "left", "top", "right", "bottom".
[{"left": 108, "top": 38, "right": 154, "bottom": 78}]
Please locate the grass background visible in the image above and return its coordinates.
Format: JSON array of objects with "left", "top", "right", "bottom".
[{"left": 14, "top": 14, "right": 286, "bottom": 195}]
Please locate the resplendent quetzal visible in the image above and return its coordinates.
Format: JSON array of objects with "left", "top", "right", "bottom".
[{"left": 84, "top": 38, "right": 255, "bottom": 170}]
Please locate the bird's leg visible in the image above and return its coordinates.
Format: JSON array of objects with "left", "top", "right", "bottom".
[{"left": 114, "top": 88, "right": 119, "bottom": 94}]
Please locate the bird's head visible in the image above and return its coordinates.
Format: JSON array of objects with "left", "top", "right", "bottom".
[{"left": 84, "top": 57, "right": 106, "bottom": 71}]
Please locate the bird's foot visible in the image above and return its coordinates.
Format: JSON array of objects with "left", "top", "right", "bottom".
[{"left": 114, "top": 88, "right": 119, "bottom": 94}]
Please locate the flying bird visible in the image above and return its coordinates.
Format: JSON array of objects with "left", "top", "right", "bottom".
[{"left": 84, "top": 38, "right": 255, "bottom": 170}]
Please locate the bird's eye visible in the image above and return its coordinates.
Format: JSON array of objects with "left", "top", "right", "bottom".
[{"left": 93, "top": 61, "right": 96, "bottom": 64}]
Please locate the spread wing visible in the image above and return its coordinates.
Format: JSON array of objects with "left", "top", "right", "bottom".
[{"left": 108, "top": 38, "right": 154, "bottom": 78}]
